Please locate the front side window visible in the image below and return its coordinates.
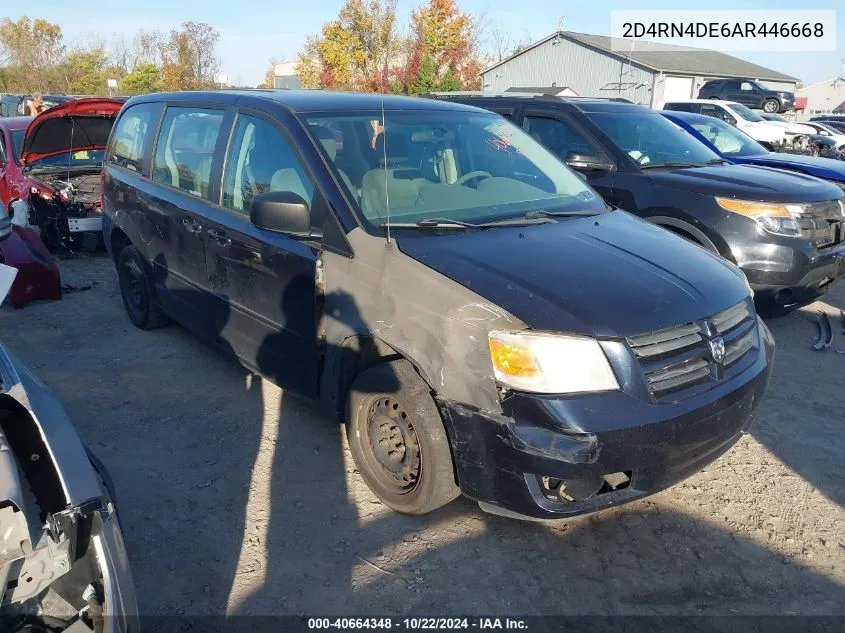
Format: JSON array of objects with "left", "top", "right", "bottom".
[
  {"left": 108, "top": 103, "right": 158, "bottom": 172},
  {"left": 587, "top": 111, "right": 720, "bottom": 167},
  {"left": 740, "top": 82, "right": 755, "bottom": 91},
  {"left": 304, "top": 110, "right": 601, "bottom": 231},
  {"left": 153, "top": 107, "right": 224, "bottom": 198},
  {"left": 221, "top": 114, "right": 313, "bottom": 214},
  {"left": 688, "top": 118, "right": 767, "bottom": 157},
  {"left": 0, "top": 134, "right": 6, "bottom": 163},
  {"left": 700, "top": 105, "right": 736, "bottom": 125},
  {"left": 522, "top": 116, "right": 602, "bottom": 161}
]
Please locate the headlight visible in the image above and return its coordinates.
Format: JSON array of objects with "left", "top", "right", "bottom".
[
  {"left": 715, "top": 197, "right": 802, "bottom": 237},
  {"left": 487, "top": 331, "right": 619, "bottom": 394}
]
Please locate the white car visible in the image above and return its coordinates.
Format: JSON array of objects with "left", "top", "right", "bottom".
[
  {"left": 796, "top": 120, "right": 845, "bottom": 150},
  {"left": 663, "top": 99, "right": 788, "bottom": 147}
]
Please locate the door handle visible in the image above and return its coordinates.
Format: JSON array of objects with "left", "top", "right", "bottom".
[
  {"left": 182, "top": 217, "right": 203, "bottom": 233},
  {"left": 207, "top": 229, "right": 231, "bottom": 247}
]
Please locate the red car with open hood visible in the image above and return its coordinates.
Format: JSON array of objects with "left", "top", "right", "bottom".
[{"left": 19, "top": 97, "right": 123, "bottom": 250}]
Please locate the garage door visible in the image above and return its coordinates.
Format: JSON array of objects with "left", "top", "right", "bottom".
[{"left": 659, "top": 76, "right": 694, "bottom": 107}]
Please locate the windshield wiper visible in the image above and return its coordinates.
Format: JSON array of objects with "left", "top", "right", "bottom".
[
  {"left": 640, "top": 161, "right": 700, "bottom": 170},
  {"left": 705, "top": 158, "right": 730, "bottom": 165},
  {"left": 380, "top": 218, "right": 479, "bottom": 230}
]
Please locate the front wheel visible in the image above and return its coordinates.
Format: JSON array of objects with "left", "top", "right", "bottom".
[
  {"left": 346, "top": 360, "right": 460, "bottom": 515},
  {"left": 762, "top": 98, "right": 780, "bottom": 113}
]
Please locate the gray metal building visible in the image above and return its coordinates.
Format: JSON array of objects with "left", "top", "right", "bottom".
[
  {"left": 796, "top": 77, "right": 845, "bottom": 115},
  {"left": 481, "top": 31, "right": 799, "bottom": 107}
]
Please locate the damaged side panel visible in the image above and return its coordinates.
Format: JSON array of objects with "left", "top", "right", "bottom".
[
  {"left": 0, "top": 345, "right": 104, "bottom": 604},
  {"left": 320, "top": 228, "right": 525, "bottom": 414}
]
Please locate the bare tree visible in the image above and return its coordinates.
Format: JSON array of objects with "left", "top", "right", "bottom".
[
  {"left": 487, "top": 20, "right": 512, "bottom": 61},
  {"left": 133, "top": 29, "right": 165, "bottom": 67}
]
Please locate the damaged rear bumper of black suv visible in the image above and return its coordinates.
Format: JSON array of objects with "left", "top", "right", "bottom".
[{"left": 439, "top": 317, "right": 775, "bottom": 521}]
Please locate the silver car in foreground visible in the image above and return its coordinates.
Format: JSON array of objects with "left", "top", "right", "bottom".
[{"left": 0, "top": 274, "right": 138, "bottom": 632}]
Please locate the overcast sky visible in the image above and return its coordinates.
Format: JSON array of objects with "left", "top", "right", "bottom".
[{"left": 7, "top": 0, "right": 844, "bottom": 87}]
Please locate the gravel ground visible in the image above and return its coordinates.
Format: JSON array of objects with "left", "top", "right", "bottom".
[{"left": 1, "top": 253, "right": 843, "bottom": 616}]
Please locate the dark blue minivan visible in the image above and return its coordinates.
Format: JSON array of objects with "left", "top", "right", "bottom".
[{"left": 102, "top": 90, "right": 773, "bottom": 520}]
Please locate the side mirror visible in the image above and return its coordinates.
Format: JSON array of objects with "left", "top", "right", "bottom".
[
  {"left": 250, "top": 191, "right": 313, "bottom": 237},
  {"left": 564, "top": 152, "right": 615, "bottom": 172}
]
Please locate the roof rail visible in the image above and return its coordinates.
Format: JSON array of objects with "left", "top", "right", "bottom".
[{"left": 423, "top": 91, "right": 634, "bottom": 104}]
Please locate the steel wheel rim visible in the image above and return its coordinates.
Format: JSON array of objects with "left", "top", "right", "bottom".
[
  {"left": 362, "top": 396, "right": 421, "bottom": 495},
  {"left": 122, "top": 259, "right": 146, "bottom": 315}
]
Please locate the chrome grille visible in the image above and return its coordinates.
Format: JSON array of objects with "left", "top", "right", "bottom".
[{"left": 627, "top": 299, "right": 758, "bottom": 400}]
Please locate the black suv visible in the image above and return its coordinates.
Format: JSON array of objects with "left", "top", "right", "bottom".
[
  {"left": 102, "top": 90, "right": 773, "bottom": 521},
  {"left": 698, "top": 79, "right": 794, "bottom": 113},
  {"left": 435, "top": 94, "right": 845, "bottom": 312}
]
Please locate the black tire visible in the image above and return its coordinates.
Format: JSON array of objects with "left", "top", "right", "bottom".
[
  {"left": 762, "top": 98, "right": 780, "bottom": 113},
  {"left": 117, "top": 245, "right": 169, "bottom": 330},
  {"left": 346, "top": 359, "right": 460, "bottom": 515}
]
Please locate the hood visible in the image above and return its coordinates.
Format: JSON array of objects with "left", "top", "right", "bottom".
[
  {"left": 646, "top": 163, "right": 844, "bottom": 202},
  {"left": 739, "top": 121, "right": 784, "bottom": 142},
  {"left": 764, "top": 120, "right": 816, "bottom": 135},
  {"left": 396, "top": 211, "right": 749, "bottom": 338},
  {"left": 21, "top": 97, "right": 122, "bottom": 165},
  {"left": 738, "top": 152, "right": 845, "bottom": 182}
]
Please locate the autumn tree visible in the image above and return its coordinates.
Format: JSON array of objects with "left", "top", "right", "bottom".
[
  {"left": 406, "top": 0, "right": 480, "bottom": 93},
  {"left": 159, "top": 22, "right": 221, "bottom": 91},
  {"left": 0, "top": 17, "right": 65, "bottom": 91},
  {"left": 62, "top": 46, "right": 109, "bottom": 94},
  {"left": 258, "top": 59, "right": 278, "bottom": 88},
  {"left": 121, "top": 62, "right": 161, "bottom": 94},
  {"left": 296, "top": 0, "right": 399, "bottom": 91}
]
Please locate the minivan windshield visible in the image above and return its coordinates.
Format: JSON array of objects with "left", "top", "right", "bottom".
[
  {"left": 683, "top": 116, "right": 768, "bottom": 157},
  {"left": 586, "top": 111, "right": 720, "bottom": 167},
  {"left": 304, "top": 110, "right": 603, "bottom": 230},
  {"left": 728, "top": 102, "right": 765, "bottom": 122}
]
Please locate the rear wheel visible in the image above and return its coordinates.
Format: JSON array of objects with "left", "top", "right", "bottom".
[
  {"left": 346, "top": 360, "right": 460, "bottom": 514},
  {"left": 117, "top": 245, "right": 169, "bottom": 330},
  {"left": 762, "top": 98, "right": 780, "bottom": 113}
]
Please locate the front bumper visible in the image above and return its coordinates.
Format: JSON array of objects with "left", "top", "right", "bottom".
[
  {"left": 439, "top": 319, "right": 774, "bottom": 520},
  {"left": 741, "top": 238, "right": 845, "bottom": 308}
]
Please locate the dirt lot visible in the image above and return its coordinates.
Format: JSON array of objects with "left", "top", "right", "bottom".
[{"left": 1, "top": 253, "right": 844, "bottom": 616}]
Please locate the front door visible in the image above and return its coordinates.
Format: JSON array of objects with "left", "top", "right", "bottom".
[
  {"left": 727, "top": 81, "right": 759, "bottom": 107},
  {"left": 203, "top": 110, "right": 320, "bottom": 398}
]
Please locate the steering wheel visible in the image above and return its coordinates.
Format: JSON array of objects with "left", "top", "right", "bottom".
[{"left": 454, "top": 171, "right": 492, "bottom": 186}]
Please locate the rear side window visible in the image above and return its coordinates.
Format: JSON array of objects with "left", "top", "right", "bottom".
[
  {"left": 153, "top": 107, "right": 224, "bottom": 199},
  {"left": 221, "top": 114, "right": 313, "bottom": 214},
  {"left": 108, "top": 103, "right": 158, "bottom": 172},
  {"left": 522, "top": 116, "right": 598, "bottom": 159},
  {"left": 0, "top": 133, "right": 6, "bottom": 164},
  {"left": 664, "top": 103, "right": 698, "bottom": 113}
]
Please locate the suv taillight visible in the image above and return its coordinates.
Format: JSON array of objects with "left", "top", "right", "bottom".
[{"left": 100, "top": 170, "right": 106, "bottom": 211}]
